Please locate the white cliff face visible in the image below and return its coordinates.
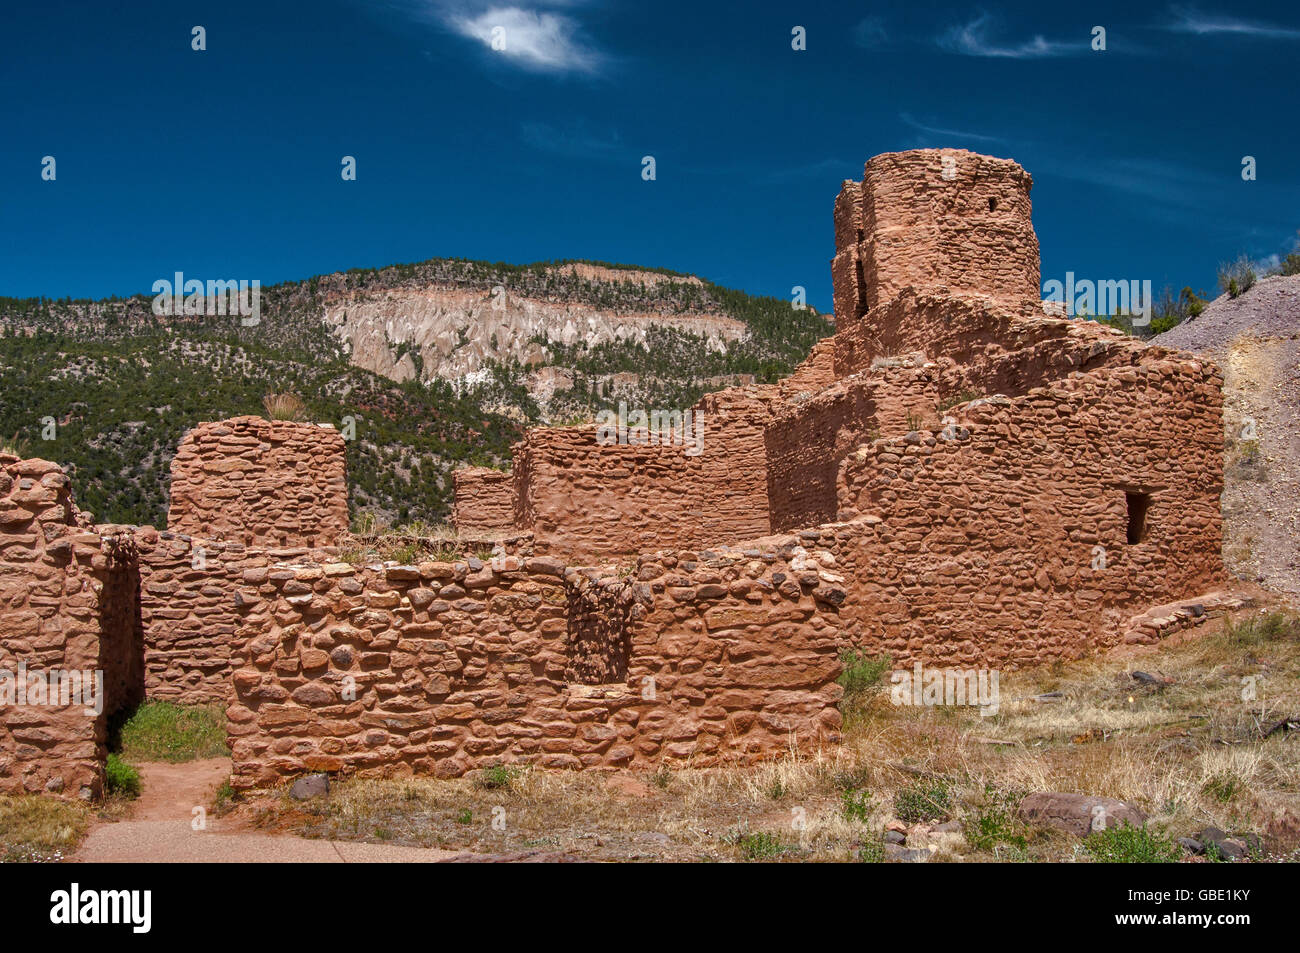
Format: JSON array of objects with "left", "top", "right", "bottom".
[{"left": 321, "top": 281, "right": 749, "bottom": 386}]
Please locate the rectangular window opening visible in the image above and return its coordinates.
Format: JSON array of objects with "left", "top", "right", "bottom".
[{"left": 1126, "top": 492, "right": 1151, "bottom": 545}]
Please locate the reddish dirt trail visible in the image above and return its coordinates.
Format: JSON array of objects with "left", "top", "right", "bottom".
[{"left": 73, "top": 759, "right": 458, "bottom": 863}]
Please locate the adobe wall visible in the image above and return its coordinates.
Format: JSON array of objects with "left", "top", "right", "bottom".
[
  {"left": 168, "top": 416, "right": 348, "bottom": 548},
  {"left": 831, "top": 356, "right": 1226, "bottom": 667},
  {"left": 451, "top": 467, "right": 515, "bottom": 531},
  {"left": 226, "top": 548, "right": 842, "bottom": 789},
  {"left": 831, "top": 149, "right": 1041, "bottom": 321},
  {"left": 0, "top": 456, "right": 142, "bottom": 798}
]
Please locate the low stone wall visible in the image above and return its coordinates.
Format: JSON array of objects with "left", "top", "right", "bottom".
[
  {"left": 451, "top": 467, "right": 516, "bottom": 532},
  {"left": 168, "top": 416, "right": 348, "bottom": 547},
  {"left": 0, "top": 456, "right": 142, "bottom": 798},
  {"left": 226, "top": 548, "right": 843, "bottom": 789}
]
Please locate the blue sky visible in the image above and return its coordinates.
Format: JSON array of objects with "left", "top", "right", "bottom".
[{"left": 3, "top": 1, "right": 1298, "bottom": 312}]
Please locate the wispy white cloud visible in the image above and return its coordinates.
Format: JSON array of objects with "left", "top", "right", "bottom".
[
  {"left": 938, "top": 13, "right": 1084, "bottom": 58},
  {"left": 1040, "top": 155, "right": 1223, "bottom": 207},
  {"left": 397, "top": 2, "right": 606, "bottom": 74},
  {"left": 1165, "top": 5, "right": 1300, "bottom": 40},
  {"left": 900, "top": 113, "right": 1003, "bottom": 144}
]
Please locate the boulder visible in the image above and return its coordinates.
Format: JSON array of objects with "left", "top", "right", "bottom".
[
  {"left": 289, "top": 773, "right": 330, "bottom": 800},
  {"left": 1019, "top": 792, "right": 1146, "bottom": 837}
]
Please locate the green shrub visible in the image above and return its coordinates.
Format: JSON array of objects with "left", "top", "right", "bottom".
[
  {"left": 731, "top": 831, "right": 790, "bottom": 861},
  {"left": 476, "top": 765, "right": 519, "bottom": 791},
  {"left": 856, "top": 837, "right": 886, "bottom": 863},
  {"left": 105, "top": 755, "right": 140, "bottom": 799},
  {"left": 837, "top": 650, "right": 891, "bottom": 702},
  {"left": 965, "top": 785, "right": 1027, "bottom": 851},
  {"left": 1226, "top": 611, "right": 1299, "bottom": 647},
  {"left": 1218, "top": 257, "right": 1257, "bottom": 299},
  {"left": 894, "top": 780, "right": 952, "bottom": 824},
  {"left": 1083, "top": 823, "right": 1180, "bottom": 863},
  {"left": 841, "top": 789, "right": 874, "bottom": 823},
  {"left": 455, "top": 809, "right": 473, "bottom": 825},
  {"left": 936, "top": 391, "right": 982, "bottom": 413}
]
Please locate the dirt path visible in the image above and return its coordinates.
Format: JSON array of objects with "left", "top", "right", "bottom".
[{"left": 73, "top": 759, "right": 459, "bottom": 863}]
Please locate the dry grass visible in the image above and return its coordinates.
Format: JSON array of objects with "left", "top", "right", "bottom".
[
  {"left": 0, "top": 795, "right": 90, "bottom": 862},
  {"left": 242, "top": 606, "right": 1300, "bottom": 862},
  {"left": 262, "top": 392, "right": 307, "bottom": 421},
  {"left": 338, "top": 521, "right": 499, "bottom": 566}
]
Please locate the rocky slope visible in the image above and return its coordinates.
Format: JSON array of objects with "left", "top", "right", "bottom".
[
  {"left": 0, "top": 257, "right": 830, "bottom": 526},
  {"left": 1153, "top": 275, "right": 1300, "bottom": 596}
]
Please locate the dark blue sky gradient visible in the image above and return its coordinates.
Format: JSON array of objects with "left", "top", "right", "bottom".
[{"left": 3, "top": 1, "right": 1298, "bottom": 312}]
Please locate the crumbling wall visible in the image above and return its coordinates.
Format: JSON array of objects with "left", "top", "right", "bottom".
[
  {"left": 832, "top": 149, "right": 1041, "bottom": 322},
  {"left": 131, "top": 529, "right": 320, "bottom": 704},
  {"left": 226, "top": 547, "right": 843, "bottom": 789},
  {"left": 0, "top": 456, "right": 142, "bottom": 798},
  {"left": 168, "top": 416, "right": 348, "bottom": 548},
  {"left": 451, "top": 467, "right": 516, "bottom": 533},
  {"left": 832, "top": 357, "right": 1226, "bottom": 666},
  {"left": 766, "top": 362, "right": 944, "bottom": 532},
  {"left": 509, "top": 396, "right": 770, "bottom": 560}
]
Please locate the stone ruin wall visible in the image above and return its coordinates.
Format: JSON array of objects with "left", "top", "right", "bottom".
[
  {"left": 129, "top": 530, "right": 343, "bottom": 705},
  {"left": 831, "top": 356, "right": 1226, "bottom": 666},
  {"left": 0, "top": 456, "right": 142, "bottom": 798},
  {"left": 226, "top": 548, "right": 843, "bottom": 789},
  {"left": 509, "top": 393, "right": 772, "bottom": 560},
  {"left": 451, "top": 467, "right": 515, "bottom": 532},
  {"left": 0, "top": 148, "right": 1234, "bottom": 798},
  {"left": 167, "top": 416, "right": 349, "bottom": 548},
  {"left": 831, "top": 149, "right": 1041, "bottom": 320}
]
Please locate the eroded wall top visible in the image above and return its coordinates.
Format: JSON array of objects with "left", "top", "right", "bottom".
[
  {"left": 832, "top": 149, "right": 1041, "bottom": 324},
  {"left": 168, "top": 416, "right": 348, "bottom": 548}
]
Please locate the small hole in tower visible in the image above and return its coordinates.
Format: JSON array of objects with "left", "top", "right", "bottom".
[
  {"left": 1126, "top": 492, "right": 1151, "bottom": 545},
  {"left": 988, "top": 197, "right": 998, "bottom": 212}
]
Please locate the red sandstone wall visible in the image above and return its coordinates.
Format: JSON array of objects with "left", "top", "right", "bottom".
[
  {"left": 766, "top": 363, "right": 942, "bottom": 532},
  {"left": 451, "top": 467, "right": 516, "bottom": 532},
  {"left": 831, "top": 356, "right": 1226, "bottom": 666},
  {"left": 168, "top": 416, "right": 348, "bottom": 548},
  {"left": 131, "top": 529, "right": 324, "bottom": 704},
  {"left": 510, "top": 395, "right": 771, "bottom": 560},
  {"left": 0, "top": 456, "right": 141, "bottom": 798},
  {"left": 226, "top": 548, "right": 842, "bottom": 789},
  {"left": 832, "top": 149, "right": 1041, "bottom": 321}
]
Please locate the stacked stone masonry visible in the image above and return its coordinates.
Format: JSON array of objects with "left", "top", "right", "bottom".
[
  {"left": 451, "top": 467, "right": 515, "bottom": 531},
  {"left": 168, "top": 416, "right": 348, "bottom": 548},
  {"left": 226, "top": 549, "right": 843, "bottom": 789},
  {"left": 0, "top": 455, "right": 142, "bottom": 798},
  {"left": 0, "top": 148, "right": 1231, "bottom": 797}
]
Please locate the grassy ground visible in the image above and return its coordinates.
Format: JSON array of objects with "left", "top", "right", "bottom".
[
  {"left": 113, "top": 701, "right": 227, "bottom": 763},
  {"left": 0, "top": 795, "right": 90, "bottom": 863},
  {"left": 0, "top": 701, "right": 231, "bottom": 862},
  {"left": 241, "top": 605, "right": 1300, "bottom": 862}
]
